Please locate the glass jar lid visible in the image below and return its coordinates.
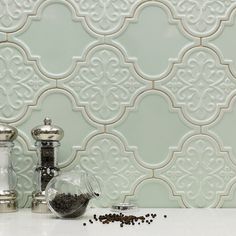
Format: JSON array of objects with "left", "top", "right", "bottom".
[
  {"left": 0, "top": 124, "right": 18, "bottom": 141},
  {"left": 31, "top": 118, "right": 64, "bottom": 141}
]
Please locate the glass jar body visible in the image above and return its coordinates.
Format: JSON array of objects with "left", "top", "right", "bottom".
[{"left": 46, "top": 171, "right": 101, "bottom": 218}]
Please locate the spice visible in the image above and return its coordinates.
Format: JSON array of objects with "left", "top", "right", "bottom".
[
  {"left": 49, "top": 193, "right": 90, "bottom": 218},
  {"left": 82, "top": 212, "right": 159, "bottom": 227}
]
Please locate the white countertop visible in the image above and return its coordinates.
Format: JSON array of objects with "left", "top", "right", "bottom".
[{"left": 0, "top": 208, "right": 236, "bottom": 236}]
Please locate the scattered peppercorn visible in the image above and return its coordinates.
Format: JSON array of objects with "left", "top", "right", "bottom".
[
  {"left": 82, "top": 212, "right": 159, "bottom": 227},
  {"left": 164, "top": 215, "right": 167, "bottom": 218}
]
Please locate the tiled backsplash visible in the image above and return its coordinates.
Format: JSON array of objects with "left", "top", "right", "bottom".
[{"left": 1, "top": 0, "right": 236, "bottom": 208}]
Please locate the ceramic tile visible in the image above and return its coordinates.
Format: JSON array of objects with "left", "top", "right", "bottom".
[
  {"left": 165, "top": 0, "right": 236, "bottom": 37},
  {"left": 1, "top": 0, "right": 236, "bottom": 208},
  {"left": 125, "top": 178, "right": 184, "bottom": 208},
  {"left": 0, "top": 32, "right": 6, "bottom": 42},
  {"left": 157, "top": 46, "right": 236, "bottom": 125},
  {"left": 9, "top": 0, "right": 100, "bottom": 78},
  {"left": 70, "top": 0, "right": 142, "bottom": 35},
  {"left": 206, "top": 95, "right": 236, "bottom": 165},
  {"left": 219, "top": 182, "right": 236, "bottom": 207},
  {"left": 0, "top": 0, "right": 42, "bottom": 33},
  {"left": 109, "top": 90, "right": 196, "bottom": 169},
  {"left": 205, "top": 8, "right": 236, "bottom": 78},
  {"left": 68, "top": 133, "right": 152, "bottom": 207},
  {"left": 157, "top": 134, "right": 236, "bottom": 208},
  {"left": 14, "top": 89, "right": 101, "bottom": 167},
  {"left": 58, "top": 44, "right": 151, "bottom": 124},
  {"left": 111, "top": 1, "right": 196, "bottom": 80},
  {"left": 0, "top": 42, "right": 55, "bottom": 122}
]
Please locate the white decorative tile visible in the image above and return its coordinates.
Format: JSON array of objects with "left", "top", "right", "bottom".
[
  {"left": 158, "top": 47, "right": 236, "bottom": 125},
  {"left": 9, "top": 0, "right": 100, "bottom": 78},
  {"left": 0, "top": 43, "right": 54, "bottom": 122},
  {"left": 71, "top": 0, "right": 141, "bottom": 35},
  {"left": 111, "top": 1, "right": 196, "bottom": 80},
  {"left": 59, "top": 45, "right": 151, "bottom": 124},
  {"left": 158, "top": 134, "right": 236, "bottom": 207},
  {"left": 0, "top": 0, "right": 41, "bottom": 32},
  {"left": 109, "top": 90, "right": 196, "bottom": 168},
  {"left": 166, "top": 0, "right": 236, "bottom": 37},
  {"left": 73, "top": 133, "right": 152, "bottom": 207}
]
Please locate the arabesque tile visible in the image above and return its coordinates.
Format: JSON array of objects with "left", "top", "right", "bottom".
[
  {"left": 9, "top": 0, "right": 100, "bottom": 78},
  {"left": 58, "top": 44, "right": 151, "bottom": 124},
  {"left": 157, "top": 134, "right": 236, "bottom": 207},
  {"left": 69, "top": 133, "right": 152, "bottom": 207},
  {"left": 110, "top": 1, "right": 196, "bottom": 80}
]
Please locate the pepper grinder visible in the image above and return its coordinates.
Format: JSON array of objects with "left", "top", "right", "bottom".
[
  {"left": 0, "top": 124, "right": 18, "bottom": 213},
  {"left": 31, "top": 118, "right": 64, "bottom": 213}
]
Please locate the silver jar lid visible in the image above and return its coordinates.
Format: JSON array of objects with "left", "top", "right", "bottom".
[
  {"left": 0, "top": 124, "right": 18, "bottom": 141},
  {"left": 31, "top": 118, "right": 64, "bottom": 141}
]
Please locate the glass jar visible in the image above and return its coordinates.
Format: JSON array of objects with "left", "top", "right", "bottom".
[
  {"left": 45, "top": 171, "right": 101, "bottom": 218},
  {"left": 31, "top": 118, "right": 64, "bottom": 213},
  {"left": 0, "top": 124, "right": 18, "bottom": 213}
]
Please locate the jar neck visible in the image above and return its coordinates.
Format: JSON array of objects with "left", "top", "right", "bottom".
[{"left": 82, "top": 172, "right": 101, "bottom": 199}]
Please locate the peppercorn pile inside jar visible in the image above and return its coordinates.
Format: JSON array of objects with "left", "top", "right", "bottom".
[{"left": 46, "top": 171, "right": 101, "bottom": 218}]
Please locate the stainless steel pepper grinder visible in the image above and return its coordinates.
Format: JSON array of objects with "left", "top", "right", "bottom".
[
  {"left": 31, "top": 118, "right": 64, "bottom": 213},
  {"left": 0, "top": 124, "right": 18, "bottom": 213}
]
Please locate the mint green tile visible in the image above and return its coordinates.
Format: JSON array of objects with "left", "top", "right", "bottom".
[
  {"left": 10, "top": 1, "right": 97, "bottom": 77},
  {"left": 0, "top": 0, "right": 41, "bottom": 32},
  {"left": 16, "top": 89, "right": 99, "bottom": 167},
  {"left": 112, "top": 91, "right": 192, "bottom": 167},
  {"left": 73, "top": 133, "right": 152, "bottom": 208},
  {"left": 220, "top": 182, "right": 236, "bottom": 208},
  {"left": 0, "top": 43, "right": 54, "bottom": 122},
  {"left": 209, "top": 100, "right": 236, "bottom": 163},
  {"left": 166, "top": 0, "right": 235, "bottom": 37},
  {"left": 207, "top": 10, "right": 236, "bottom": 77},
  {"left": 0, "top": 32, "right": 6, "bottom": 42},
  {"left": 59, "top": 44, "right": 151, "bottom": 124},
  {"left": 125, "top": 178, "right": 182, "bottom": 207},
  {"left": 158, "top": 46, "right": 236, "bottom": 125},
  {"left": 113, "top": 2, "right": 193, "bottom": 79},
  {"left": 73, "top": 0, "right": 141, "bottom": 34},
  {"left": 158, "top": 134, "right": 236, "bottom": 208}
]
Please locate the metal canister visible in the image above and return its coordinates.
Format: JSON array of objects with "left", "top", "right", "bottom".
[
  {"left": 0, "top": 124, "right": 18, "bottom": 213},
  {"left": 31, "top": 118, "right": 64, "bottom": 213}
]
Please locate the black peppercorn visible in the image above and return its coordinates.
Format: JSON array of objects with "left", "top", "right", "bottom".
[{"left": 49, "top": 193, "right": 90, "bottom": 218}]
